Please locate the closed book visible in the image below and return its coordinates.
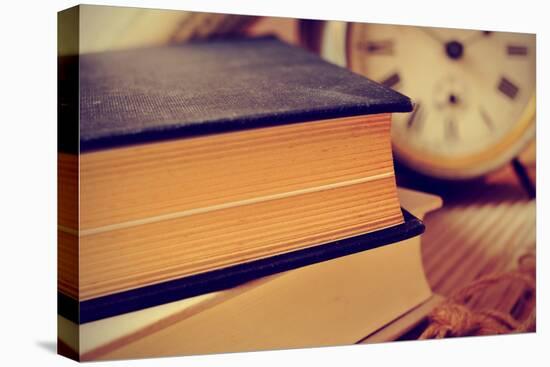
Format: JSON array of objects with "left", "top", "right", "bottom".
[
  {"left": 58, "top": 8, "right": 418, "bottom": 354},
  {"left": 58, "top": 189, "right": 441, "bottom": 361}
]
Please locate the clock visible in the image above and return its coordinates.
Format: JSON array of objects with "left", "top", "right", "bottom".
[{"left": 313, "top": 21, "right": 536, "bottom": 179}]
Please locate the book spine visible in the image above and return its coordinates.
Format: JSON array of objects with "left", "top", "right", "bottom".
[{"left": 58, "top": 5, "right": 80, "bottom": 361}]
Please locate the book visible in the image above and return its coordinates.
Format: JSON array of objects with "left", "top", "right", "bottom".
[
  {"left": 57, "top": 188, "right": 442, "bottom": 361},
  {"left": 58, "top": 6, "right": 419, "bottom": 359}
]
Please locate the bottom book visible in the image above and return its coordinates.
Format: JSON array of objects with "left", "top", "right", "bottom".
[{"left": 58, "top": 188, "right": 441, "bottom": 361}]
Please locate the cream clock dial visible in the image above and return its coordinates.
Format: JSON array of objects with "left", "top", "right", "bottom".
[{"left": 321, "top": 22, "right": 536, "bottom": 179}]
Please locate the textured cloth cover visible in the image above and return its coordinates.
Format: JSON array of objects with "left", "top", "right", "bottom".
[{"left": 60, "top": 37, "right": 412, "bottom": 152}]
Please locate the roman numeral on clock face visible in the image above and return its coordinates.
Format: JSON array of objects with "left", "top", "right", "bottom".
[
  {"left": 507, "top": 45, "right": 528, "bottom": 56},
  {"left": 445, "top": 119, "right": 459, "bottom": 141},
  {"left": 360, "top": 40, "right": 394, "bottom": 55},
  {"left": 498, "top": 77, "right": 519, "bottom": 100},
  {"left": 406, "top": 102, "right": 423, "bottom": 130},
  {"left": 479, "top": 107, "right": 494, "bottom": 130},
  {"left": 380, "top": 72, "right": 400, "bottom": 89}
]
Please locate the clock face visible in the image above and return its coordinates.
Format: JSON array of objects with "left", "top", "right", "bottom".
[{"left": 345, "top": 23, "right": 536, "bottom": 179}]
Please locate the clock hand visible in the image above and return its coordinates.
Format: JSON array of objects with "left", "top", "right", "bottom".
[
  {"left": 407, "top": 102, "right": 421, "bottom": 129},
  {"left": 420, "top": 27, "right": 446, "bottom": 45}
]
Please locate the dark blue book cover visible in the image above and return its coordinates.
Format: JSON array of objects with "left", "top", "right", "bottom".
[{"left": 58, "top": 36, "right": 419, "bottom": 325}]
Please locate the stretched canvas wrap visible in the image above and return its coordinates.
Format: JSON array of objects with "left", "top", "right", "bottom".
[{"left": 58, "top": 4, "right": 536, "bottom": 362}]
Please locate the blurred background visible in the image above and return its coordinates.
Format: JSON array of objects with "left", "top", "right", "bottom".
[{"left": 60, "top": 5, "right": 536, "bottom": 333}]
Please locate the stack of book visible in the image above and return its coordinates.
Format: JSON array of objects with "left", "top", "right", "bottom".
[{"left": 58, "top": 7, "right": 439, "bottom": 361}]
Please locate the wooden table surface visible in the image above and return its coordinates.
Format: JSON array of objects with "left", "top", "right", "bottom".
[{"left": 419, "top": 164, "right": 536, "bottom": 316}]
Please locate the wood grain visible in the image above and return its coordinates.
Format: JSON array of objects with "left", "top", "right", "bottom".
[{"left": 422, "top": 182, "right": 536, "bottom": 297}]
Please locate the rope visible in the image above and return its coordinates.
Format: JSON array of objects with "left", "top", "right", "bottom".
[{"left": 420, "top": 253, "right": 536, "bottom": 339}]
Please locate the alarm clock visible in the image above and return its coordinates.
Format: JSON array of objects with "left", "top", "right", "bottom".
[{"left": 312, "top": 21, "right": 536, "bottom": 180}]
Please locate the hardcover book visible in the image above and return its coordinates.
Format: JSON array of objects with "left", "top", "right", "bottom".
[
  {"left": 58, "top": 188, "right": 441, "bottom": 361},
  {"left": 58, "top": 5, "right": 432, "bottom": 361}
]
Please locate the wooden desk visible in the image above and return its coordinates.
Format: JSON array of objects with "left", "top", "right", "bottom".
[{"left": 419, "top": 166, "right": 536, "bottom": 326}]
